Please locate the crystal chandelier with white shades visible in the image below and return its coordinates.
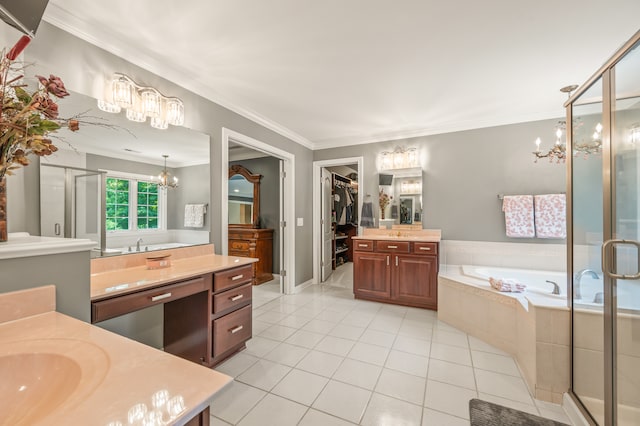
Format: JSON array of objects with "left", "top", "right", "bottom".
[{"left": 98, "top": 73, "right": 185, "bottom": 129}]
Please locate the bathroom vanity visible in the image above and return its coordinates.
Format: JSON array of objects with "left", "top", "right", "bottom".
[
  {"left": 353, "top": 229, "right": 441, "bottom": 310},
  {"left": 90, "top": 244, "right": 256, "bottom": 367}
]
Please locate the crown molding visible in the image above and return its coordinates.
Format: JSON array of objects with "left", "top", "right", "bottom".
[{"left": 42, "top": 5, "right": 314, "bottom": 150}]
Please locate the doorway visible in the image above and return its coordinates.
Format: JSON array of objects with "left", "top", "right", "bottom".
[
  {"left": 221, "top": 128, "right": 295, "bottom": 295},
  {"left": 312, "top": 157, "right": 365, "bottom": 287}
]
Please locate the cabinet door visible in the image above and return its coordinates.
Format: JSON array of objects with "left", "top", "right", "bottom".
[
  {"left": 393, "top": 254, "right": 437, "bottom": 308},
  {"left": 354, "top": 251, "right": 391, "bottom": 298}
]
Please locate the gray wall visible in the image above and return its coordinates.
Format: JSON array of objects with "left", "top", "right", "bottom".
[
  {"left": 171, "top": 163, "right": 211, "bottom": 230},
  {"left": 230, "top": 157, "right": 281, "bottom": 273},
  {"left": 3, "top": 21, "right": 314, "bottom": 286},
  {"left": 315, "top": 119, "right": 567, "bottom": 243}
]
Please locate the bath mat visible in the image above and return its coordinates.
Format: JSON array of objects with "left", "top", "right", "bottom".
[{"left": 469, "top": 399, "right": 569, "bottom": 426}]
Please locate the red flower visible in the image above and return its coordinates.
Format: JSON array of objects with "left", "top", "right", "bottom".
[
  {"left": 32, "top": 93, "right": 59, "bottom": 119},
  {"left": 36, "top": 74, "right": 70, "bottom": 98}
]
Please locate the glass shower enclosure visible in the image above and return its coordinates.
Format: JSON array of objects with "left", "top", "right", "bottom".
[{"left": 568, "top": 30, "right": 640, "bottom": 425}]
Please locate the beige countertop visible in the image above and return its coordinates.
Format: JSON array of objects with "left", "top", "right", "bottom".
[
  {"left": 353, "top": 228, "right": 441, "bottom": 242},
  {"left": 0, "top": 286, "right": 232, "bottom": 425},
  {"left": 91, "top": 253, "right": 257, "bottom": 301}
]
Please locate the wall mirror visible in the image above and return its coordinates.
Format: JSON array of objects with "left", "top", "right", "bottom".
[
  {"left": 36, "top": 90, "right": 211, "bottom": 257},
  {"left": 378, "top": 167, "right": 423, "bottom": 228},
  {"left": 228, "top": 165, "right": 261, "bottom": 228}
]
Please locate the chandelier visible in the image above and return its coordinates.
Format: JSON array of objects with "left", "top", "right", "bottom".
[
  {"left": 158, "top": 155, "right": 178, "bottom": 189},
  {"left": 97, "top": 73, "right": 185, "bottom": 130}
]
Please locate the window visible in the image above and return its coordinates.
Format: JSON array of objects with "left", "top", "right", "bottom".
[{"left": 106, "top": 175, "right": 164, "bottom": 232}]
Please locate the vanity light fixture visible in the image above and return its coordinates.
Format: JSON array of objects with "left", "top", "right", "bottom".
[
  {"left": 158, "top": 155, "right": 178, "bottom": 189},
  {"left": 379, "top": 147, "right": 419, "bottom": 170},
  {"left": 97, "top": 73, "right": 185, "bottom": 130}
]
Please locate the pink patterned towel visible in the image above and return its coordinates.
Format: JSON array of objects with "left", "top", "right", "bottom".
[
  {"left": 489, "top": 277, "right": 527, "bottom": 293},
  {"left": 502, "top": 195, "right": 535, "bottom": 238},
  {"left": 534, "top": 194, "right": 566, "bottom": 239}
]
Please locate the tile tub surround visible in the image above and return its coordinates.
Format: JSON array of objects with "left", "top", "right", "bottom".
[
  {"left": 438, "top": 266, "right": 570, "bottom": 403},
  {"left": 209, "top": 281, "right": 572, "bottom": 425},
  {"left": 0, "top": 286, "right": 232, "bottom": 425}
]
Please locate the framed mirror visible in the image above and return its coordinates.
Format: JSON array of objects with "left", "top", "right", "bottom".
[
  {"left": 228, "top": 165, "right": 261, "bottom": 228},
  {"left": 378, "top": 167, "right": 422, "bottom": 228}
]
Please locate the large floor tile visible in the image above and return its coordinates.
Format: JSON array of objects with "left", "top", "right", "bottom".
[
  {"left": 332, "top": 358, "right": 382, "bottom": 390},
  {"left": 424, "top": 380, "right": 477, "bottom": 419},
  {"left": 312, "top": 380, "right": 372, "bottom": 424},
  {"left": 385, "top": 350, "right": 429, "bottom": 378},
  {"left": 359, "top": 329, "right": 397, "bottom": 348},
  {"left": 329, "top": 323, "right": 366, "bottom": 341},
  {"left": 235, "top": 359, "right": 291, "bottom": 391},
  {"left": 209, "top": 381, "right": 266, "bottom": 425},
  {"left": 341, "top": 311, "right": 375, "bottom": 328},
  {"left": 375, "top": 368, "right": 426, "bottom": 405},
  {"left": 471, "top": 350, "right": 520, "bottom": 376},
  {"left": 298, "top": 409, "right": 356, "bottom": 426},
  {"left": 262, "top": 342, "right": 309, "bottom": 367},
  {"left": 243, "top": 336, "right": 280, "bottom": 357},
  {"left": 285, "top": 329, "right": 324, "bottom": 349},
  {"left": 271, "top": 368, "right": 329, "bottom": 405},
  {"left": 368, "top": 316, "right": 403, "bottom": 334},
  {"left": 315, "top": 335, "right": 356, "bottom": 356},
  {"left": 474, "top": 368, "right": 533, "bottom": 405},
  {"left": 393, "top": 335, "right": 431, "bottom": 357},
  {"left": 348, "top": 341, "right": 391, "bottom": 366},
  {"left": 297, "top": 350, "right": 345, "bottom": 377},
  {"left": 303, "top": 318, "right": 338, "bottom": 334},
  {"left": 428, "top": 359, "right": 476, "bottom": 390},
  {"left": 468, "top": 335, "right": 508, "bottom": 355},
  {"left": 237, "top": 394, "right": 307, "bottom": 426},
  {"left": 278, "top": 313, "right": 312, "bottom": 329},
  {"left": 255, "top": 310, "right": 288, "bottom": 324},
  {"left": 432, "top": 329, "right": 469, "bottom": 348},
  {"left": 421, "top": 408, "right": 469, "bottom": 426},
  {"left": 209, "top": 415, "right": 232, "bottom": 425},
  {"left": 259, "top": 324, "right": 298, "bottom": 341},
  {"left": 430, "top": 342, "right": 472, "bottom": 366},
  {"left": 214, "top": 352, "right": 259, "bottom": 378},
  {"left": 361, "top": 393, "right": 423, "bottom": 426}
]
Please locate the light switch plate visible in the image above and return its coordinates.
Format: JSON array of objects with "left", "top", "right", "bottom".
[{"left": 296, "top": 218, "right": 304, "bottom": 226}]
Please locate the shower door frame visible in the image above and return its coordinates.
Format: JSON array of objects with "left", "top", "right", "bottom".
[{"left": 566, "top": 29, "right": 640, "bottom": 426}]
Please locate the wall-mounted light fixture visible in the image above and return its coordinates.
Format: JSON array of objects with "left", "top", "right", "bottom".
[
  {"left": 379, "top": 147, "right": 419, "bottom": 170},
  {"left": 98, "top": 73, "right": 184, "bottom": 130},
  {"left": 400, "top": 180, "right": 421, "bottom": 194}
]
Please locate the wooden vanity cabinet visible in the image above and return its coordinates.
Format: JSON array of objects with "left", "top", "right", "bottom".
[{"left": 354, "top": 239, "right": 438, "bottom": 310}]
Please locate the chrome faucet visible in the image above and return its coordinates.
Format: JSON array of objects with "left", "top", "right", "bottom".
[
  {"left": 546, "top": 280, "right": 560, "bottom": 295},
  {"left": 574, "top": 269, "right": 599, "bottom": 300},
  {"left": 136, "top": 238, "right": 144, "bottom": 252}
]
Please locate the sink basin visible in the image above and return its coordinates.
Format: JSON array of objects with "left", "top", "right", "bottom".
[
  {"left": 0, "top": 353, "right": 81, "bottom": 425},
  {"left": 0, "top": 338, "right": 110, "bottom": 425}
]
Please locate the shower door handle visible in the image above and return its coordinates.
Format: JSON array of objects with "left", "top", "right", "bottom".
[
  {"left": 54, "top": 223, "right": 61, "bottom": 236},
  {"left": 602, "top": 239, "right": 640, "bottom": 280}
]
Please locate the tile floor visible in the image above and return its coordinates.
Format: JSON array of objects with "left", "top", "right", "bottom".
[{"left": 209, "top": 263, "right": 573, "bottom": 425}]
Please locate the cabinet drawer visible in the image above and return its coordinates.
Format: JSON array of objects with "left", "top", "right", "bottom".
[
  {"left": 214, "top": 265, "right": 253, "bottom": 291},
  {"left": 354, "top": 240, "right": 373, "bottom": 251},
  {"left": 229, "top": 240, "right": 250, "bottom": 251},
  {"left": 214, "top": 283, "right": 252, "bottom": 314},
  {"left": 213, "top": 305, "right": 252, "bottom": 357},
  {"left": 92, "top": 275, "right": 210, "bottom": 323},
  {"left": 413, "top": 242, "right": 438, "bottom": 255},
  {"left": 376, "top": 241, "right": 410, "bottom": 253}
]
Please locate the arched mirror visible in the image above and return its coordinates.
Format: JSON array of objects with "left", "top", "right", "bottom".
[{"left": 228, "top": 165, "right": 261, "bottom": 228}]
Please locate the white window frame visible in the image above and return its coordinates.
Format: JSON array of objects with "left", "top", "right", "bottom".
[{"left": 104, "top": 170, "right": 167, "bottom": 235}]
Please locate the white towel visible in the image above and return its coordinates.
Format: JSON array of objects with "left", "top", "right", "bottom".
[
  {"left": 534, "top": 194, "right": 566, "bottom": 239},
  {"left": 184, "top": 204, "right": 206, "bottom": 228},
  {"left": 489, "top": 277, "right": 527, "bottom": 293},
  {"left": 502, "top": 195, "right": 535, "bottom": 238}
]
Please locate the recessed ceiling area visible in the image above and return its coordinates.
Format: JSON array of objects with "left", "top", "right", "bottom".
[{"left": 44, "top": 0, "right": 640, "bottom": 149}]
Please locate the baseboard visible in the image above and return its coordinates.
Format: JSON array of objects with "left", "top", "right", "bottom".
[
  {"left": 294, "top": 278, "right": 314, "bottom": 294},
  {"left": 563, "top": 393, "right": 593, "bottom": 426}
]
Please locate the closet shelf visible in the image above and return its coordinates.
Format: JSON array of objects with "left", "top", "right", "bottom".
[
  {"left": 335, "top": 247, "right": 349, "bottom": 254},
  {"left": 335, "top": 235, "right": 349, "bottom": 240}
]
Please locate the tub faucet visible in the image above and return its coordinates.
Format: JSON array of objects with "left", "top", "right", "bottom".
[
  {"left": 574, "top": 269, "right": 599, "bottom": 300},
  {"left": 136, "top": 238, "right": 144, "bottom": 252},
  {"left": 546, "top": 280, "right": 560, "bottom": 295}
]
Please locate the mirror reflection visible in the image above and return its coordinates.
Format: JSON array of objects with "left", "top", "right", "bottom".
[
  {"left": 378, "top": 167, "right": 423, "bottom": 228},
  {"left": 39, "top": 91, "right": 211, "bottom": 257}
]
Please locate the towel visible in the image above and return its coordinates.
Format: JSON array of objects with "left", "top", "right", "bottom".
[
  {"left": 360, "top": 201, "right": 375, "bottom": 228},
  {"left": 184, "top": 204, "right": 206, "bottom": 228},
  {"left": 502, "top": 195, "right": 535, "bottom": 238},
  {"left": 534, "top": 194, "right": 566, "bottom": 239},
  {"left": 489, "top": 277, "right": 527, "bottom": 293},
  {"left": 390, "top": 205, "right": 398, "bottom": 219}
]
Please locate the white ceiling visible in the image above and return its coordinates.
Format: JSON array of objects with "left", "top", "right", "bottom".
[{"left": 44, "top": 1, "right": 640, "bottom": 150}]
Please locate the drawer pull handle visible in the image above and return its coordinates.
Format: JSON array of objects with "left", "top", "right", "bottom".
[
  {"left": 358, "top": 244, "right": 369, "bottom": 247},
  {"left": 388, "top": 245, "right": 398, "bottom": 249},
  {"left": 230, "top": 294, "right": 244, "bottom": 301},
  {"left": 230, "top": 325, "right": 244, "bottom": 334},
  {"left": 419, "top": 247, "right": 432, "bottom": 251},
  {"left": 151, "top": 292, "right": 172, "bottom": 302},
  {"left": 231, "top": 274, "right": 244, "bottom": 281}
]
